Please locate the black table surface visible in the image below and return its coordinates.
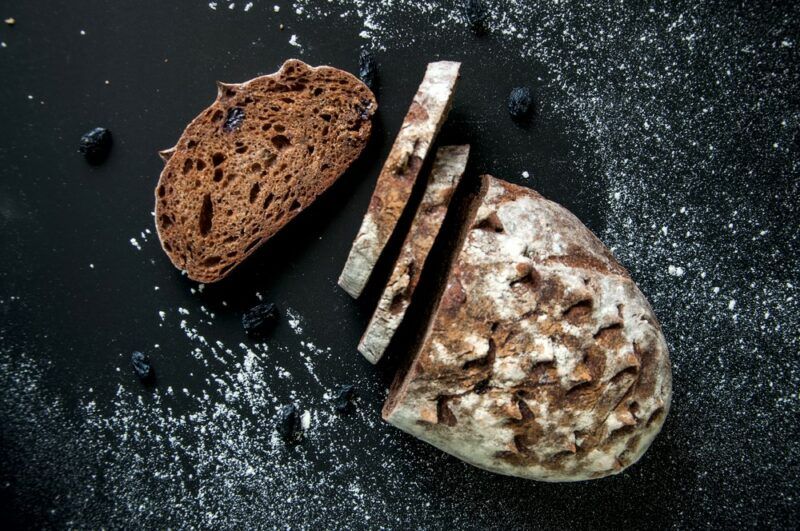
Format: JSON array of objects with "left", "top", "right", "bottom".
[{"left": 1, "top": 1, "right": 798, "bottom": 528}]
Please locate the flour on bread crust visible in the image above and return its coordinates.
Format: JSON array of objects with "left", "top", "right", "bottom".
[{"left": 383, "top": 175, "right": 672, "bottom": 482}]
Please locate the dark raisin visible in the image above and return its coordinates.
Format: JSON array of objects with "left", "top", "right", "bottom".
[
  {"left": 78, "top": 127, "right": 113, "bottom": 164},
  {"left": 464, "top": 0, "right": 489, "bottom": 35},
  {"left": 276, "top": 403, "right": 301, "bottom": 443},
  {"left": 355, "top": 98, "right": 373, "bottom": 122},
  {"left": 333, "top": 384, "right": 356, "bottom": 414},
  {"left": 358, "top": 49, "right": 377, "bottom": 91},
  {"left": 242, "top": 302, "right": 278, "bottom": 338},
  {"left": 223, "top": 107, "right": 246, "bottom": 132},
  {"left": 131, "top": 351, "right": 154, "bottom": 383},
  {"left": 507, "top": 86, "right": 533, "bottom": 121}
]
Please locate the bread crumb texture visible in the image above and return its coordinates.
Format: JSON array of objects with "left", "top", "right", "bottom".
[{"left": 155, "top": 59, "right": 376, "bottom": 282}]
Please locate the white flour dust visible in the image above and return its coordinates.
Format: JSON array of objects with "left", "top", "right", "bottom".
[{"left": 1, "top": 0, "right": 798, "bottom": 527}]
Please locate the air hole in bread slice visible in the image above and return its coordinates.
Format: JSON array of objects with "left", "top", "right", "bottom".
[
  {"left": 271, "top": 135, "right": 290, "bottom": 150},
  {"left": 198, "top": 194, "right": 213, "bottom": 236},
  {"left": 182, "top": 158, "right": 193, "bottom": 174},
  {"left": 273, "top": 124, "right": 286, "bottom": 133},
  {"left": 203, "top": 256, "right": 221, "bottom": 266},
  {"left": 213, "top": 168, "right": 224, "bottom": 182},
  {"left": 249, "top": 183, "right": 260, "bottom": 203},
  {"left": 263, "top": 193, "right": 275, "bottom": 210},
  {"left": 196, "top": 159, "right": 206, "bottom": 171},
  {"left": 212, "top": 153, "right": 226, "bottom": 166}
]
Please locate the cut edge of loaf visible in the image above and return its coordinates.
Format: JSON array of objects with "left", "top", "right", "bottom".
[
  {"left": 358, "top": 144, "right": 470, "bottom": 364},
  {"left": 155, "top": 59, "right": 376, "bottom": 283},
  {"left": 338, "top": 60, "right": 461, "bottom": 298},
  {"left": 382, "top": 174, "right": 490, "bottom": 419}
]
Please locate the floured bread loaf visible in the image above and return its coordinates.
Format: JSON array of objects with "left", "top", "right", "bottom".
[
  {"left": 155, "top": 59, "right": 376, "bottom": 283},
  {"left": 383, "top": 175, "right": 672, "bottom": 481}
]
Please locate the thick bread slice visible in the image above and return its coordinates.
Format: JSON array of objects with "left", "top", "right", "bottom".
[
  {"left": 338, "top": 61, "right": 461, "bottom": 298},
  {"left": 383, "top": 175, "right": 672, "bottom": 482},
  {"left": 358, "top": 145, "right": 469, "bottom": 364},
  {"left": 155, "top": 59, "right": 376, "bottom": 283}
]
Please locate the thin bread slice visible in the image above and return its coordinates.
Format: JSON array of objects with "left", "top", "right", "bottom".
[
  {"left": 383, "top": 175, "right": 672, "bottom": 481},
  {"left": 155, "top": 59, "right": 376, "bottom": 283},
  {"left": 338, "top": 61, "right": 461, "bottom": 298},
  {"left": 358, "top": 145, "right": 470, "bottom": 364}
]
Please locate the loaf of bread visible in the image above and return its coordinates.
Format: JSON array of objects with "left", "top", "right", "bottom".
[
  {"left": 338, "top": 61, "right": 461, "bottom": 298},
  {"left": 359, "top": 145, "right": 470, "bottom": 364},
  {"left": 383, "top": 175, "right": 672, "bottom": 481},
  {"left": 155, "top": 59, "right": 376, "bottom": 282}
]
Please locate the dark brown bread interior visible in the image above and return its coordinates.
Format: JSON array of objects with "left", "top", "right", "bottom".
[{"left": 155, "top": 59, "right": 376, "bottom": 282}]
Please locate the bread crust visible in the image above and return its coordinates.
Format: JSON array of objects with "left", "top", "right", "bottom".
[
  {"left": 155, "top": 59, "right": 376, "bottom": 282},
  {"left": 338, "top": 61, "right": 461, "bottom": 298},
  {"left": 358, "top": 145, "right": 470, "bottom": 364},
  {"left": 383, "top": 175, "right": 672, "bottom": 482}
]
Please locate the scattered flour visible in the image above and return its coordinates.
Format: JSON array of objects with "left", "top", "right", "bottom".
[{"left": 1, "top": 0, "right": 798, "bottom": 527}]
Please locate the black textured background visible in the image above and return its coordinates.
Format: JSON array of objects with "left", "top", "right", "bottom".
[{"left": 1, "top": 1, "right": 798, "bottom": 528}]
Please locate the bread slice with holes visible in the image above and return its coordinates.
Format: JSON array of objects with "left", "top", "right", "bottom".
[
  {"left": 338, "top": 61, "right": 461, "bottom": 298},
  {"left": 383, "top": 175, "right": 672, "bottom": 482},
  {"left": 155, "top": 59, "right": 376, "bottom": 283},
  {"left": 358, "top": 145, "right": 469, "bottom": 364}
]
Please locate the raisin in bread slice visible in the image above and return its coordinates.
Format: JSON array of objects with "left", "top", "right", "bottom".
[
  {"left": 358, "top": 145, "right": 469, "bottom": 364},
  {"left": 383, "top": 175, "right": 672, "bottom": 482},
  {"left": 338, "top": 61, "right": 460, "bottom": 298},
  {"left": 155, "top": 59, "right": 376, "bottom": 283}
]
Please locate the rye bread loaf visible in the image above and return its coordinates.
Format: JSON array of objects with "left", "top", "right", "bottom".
[
  {"left": 383, "top": 175, "right": 672, "bottom": 482},
  {"left": 155, "top": 59, "right": 376, "bottom": 283},
  {"left": 338, "top": 61, "right": 461, "bottom": 298},
  {"left": 358, "top": 145, "right": 470, "bottom": 364}
]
